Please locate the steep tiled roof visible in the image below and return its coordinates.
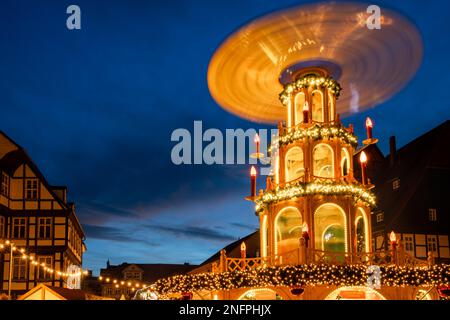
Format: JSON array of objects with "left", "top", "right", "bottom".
[{"left": 371, "top": 121, "right": 450, "bottom": 234}]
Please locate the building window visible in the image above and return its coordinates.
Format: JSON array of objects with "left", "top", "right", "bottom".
[
  {"left": 13, "top": 256, "right": 27, "bottom": 280},
  {"left": 403, "top": 235, "right": 414, "bottom": 252},
  {"left": 1, "top": 172, "right": 9, "bottom": 196},
  {"left": 37, "top": 256, "right": 53, "bottom": 280},
  {"left": 392, "top": 179, "right": 400, "bottom": 190},
  {"left": 376, "top": 213, "right": 384, "bottom": 223},
  {"left": 427, "top": 236, "right": 437, "bottom": 254},
  {"left": 124, "top": 271, "right": 142, "bottom": 281},
  {"left": 0, "top": 216, "right": 4, "bottom": 239},
  {"left": 428, "top": 209, "right": 437, "bottom": 221},
  {"left": 38, "top": 218, "right": 52, "bottom": 239},
  {"left": 12, "top": 218, "right": 26, "bottom": 239},
  {"left": 25, "top": 179, "right": 38, "bottom": 200}
]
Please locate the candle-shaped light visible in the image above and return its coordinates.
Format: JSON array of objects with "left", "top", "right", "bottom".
[
  {"left": 240, "top": 241, "right": 247, "bottom": 259},
  {"left": 390, "top": 231, "right": 398, "bottom": 263},
  {"left": 303, "top": 101, "right": 309, "bottom": 123},
  {"left": 366, "top": 117, "right": 373, "bottom": 140},
  {"left": 360, "top": 151, "right": 368, "bottom": 185},
  {"left": 250, "top": 166, "right": 257, "bottom": 197},
  {"left": 389, "top": 231, "right": 397, "bottom": 246},
  {"left": 254, "top": 133, "right": 260, "bottom": 155}
]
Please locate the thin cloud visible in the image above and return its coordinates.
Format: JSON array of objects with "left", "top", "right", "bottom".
[{"left": 148, "top": 224, "right": 236, "bottom": 242}]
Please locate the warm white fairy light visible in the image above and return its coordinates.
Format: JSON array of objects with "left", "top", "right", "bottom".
[
  {"left": 279, "top": 74, "right": 342, "bottom": 106},
  {"left": 279, "top": 123, "right": 358, "bottom": 147},
  {"left": 0, "top": 241, "right": 85, "bottom": 282},
  {"left": 255, "top": 180, "right": 376, "bottom": 213},
  {"left": 151, "top": 264, "right": 450, "bottom": 296}
]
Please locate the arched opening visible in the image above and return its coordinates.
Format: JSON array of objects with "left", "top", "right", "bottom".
[
  {"left": 313, "top": 144, "right": 334, "bottom": 178},
  {"left": 285, "top": 147, "right": 304, "bottom": 182},
  {"left": 312, "top": 90, "right": 324, "bottom": 122},
  {"left": 314, "top": 203, "right": 347, "bottom": 252},
  {"left": 328, "top": 92, "right": 335, "bottom": 122},
  {"left": 238, "top": 288, "right": 281, "bottom": 300},
  {"left": 355, "top": 208, "right": 370, "bottom": 254},
  {"left": 322, "top": 224, "right": 345, "bottom": 252},
  {"left": 341, "top": 148, "right": 350, "bottom": 177},
  {"left": 261, "top": 215, "right": 268, "bottom": 258},
  {"left": 275, "top": 207, "right": 302, "bottom": 256},
  {"left": 325, "top": 286, "right": 386, "bottom": 300},
  {"left": 294, "top": 92, "right": 306, "bottom": 125}
]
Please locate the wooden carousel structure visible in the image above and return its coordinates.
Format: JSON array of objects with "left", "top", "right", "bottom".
[{"left": 137, "top": 2, "right": 449, "bottom": 301}]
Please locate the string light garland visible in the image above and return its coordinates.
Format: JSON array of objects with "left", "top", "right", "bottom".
[
  {"left": 278, "top": 123, "right": 358, "bottom": 148},
  {"left": 0, "top": 241, "right": 149, "bottom": 292},
  {"left": 0, "top": 240, "right": 87, "bottom": 280},
  {"left": 255, "top": 180, "right": 376, "bottom": 214},
  {"left": 152, "top": 264, "right": 450, "bottom": 295},
  {"left": 97, "top": 275, "right": 147, "bottom": 291},
  {"left": 279, "top": 74, "right": 342, "bottom": 106}
]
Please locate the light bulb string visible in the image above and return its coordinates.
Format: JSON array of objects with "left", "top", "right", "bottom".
[{"left": 0, "top": 240, "right": 87, "bottom": 280}]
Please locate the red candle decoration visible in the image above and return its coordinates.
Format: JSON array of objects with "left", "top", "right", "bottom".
[
  {"left": 250, "top": 166, "right": 257, "bottom": 197},
  {"left": 359, "top": 151, "right": 368, "bottom": 185},
  {"left": 390, "top": 231, "right": 397, "bottom": 249},
  {"left": 366, "top": 117, "right": 373, "bottom": 140},
  {"left": 240, "top": 241, "right": 247, "bottom": 259},
  {"left": 390, "top": 231, "right": 398, "bottom": 263},
  {"left": 254, "top": 133, "right": 260, "bottom": 155},
  {"left": 303, "top": 101, "right": 309, "bottom": 123}
]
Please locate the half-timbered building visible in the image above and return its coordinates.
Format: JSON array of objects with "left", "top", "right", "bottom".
[{"left": 0, "top": 131, "right": 85, "bottom": 298}]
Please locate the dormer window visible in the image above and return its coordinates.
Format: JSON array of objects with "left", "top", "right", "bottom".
[
  {"left": 1, "top": 172, "right": 9, "bottom": 196},
  {"left": 392, "top": 179, "right": 400, "bottom": 190},
  {"left": 124, "top": 271, "right": 142, "bottom": 280},
  {"left": 428, "top": 208, "right": 437, "bottom": 221},
  {"left": 123, "top": 266, "right": 143, "bottom": 281}
]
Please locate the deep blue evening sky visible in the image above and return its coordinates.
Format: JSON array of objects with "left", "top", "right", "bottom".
[{"left": 0, "top": 0, "right": 449, "bottom": 273}]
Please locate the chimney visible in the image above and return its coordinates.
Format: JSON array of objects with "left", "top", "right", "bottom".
[{"left": 389, "top": 136, "right": 396, "bottom": 166}]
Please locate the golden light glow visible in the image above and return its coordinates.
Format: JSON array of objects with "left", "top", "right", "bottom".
[
  {"left": 250, "top": 166, "right": 257, "bottom": 176},
  {"left": 207, "top": 2, "right": 423, "bottom": 123},
  {"left": 254, "top": 133, "right": 260, "bottom": 144},
  {"left": 360, "top": 151, "right": 368, "bottom": 163},
  {"left": 390, "top": 231, "right": 397, "bottom": 243},
  {"left": 240, "top": 241, "right": 246, "bottom": 251},
  {"left": 302, "top": 222, "right": 309, "bottom": 233},
  {"left": 303, "top": 101, "right": 309, "bottom": 112},
  {"left": 366, "top": 117, "right": 373, "bottom": 128}
]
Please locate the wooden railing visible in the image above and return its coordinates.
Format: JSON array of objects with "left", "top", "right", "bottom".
[
  {"left": 226, "top": 257, "right": 264, "bottom": 272},
  {"left": 219, "top": 246, "right": 429, "bottom": 272}
]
